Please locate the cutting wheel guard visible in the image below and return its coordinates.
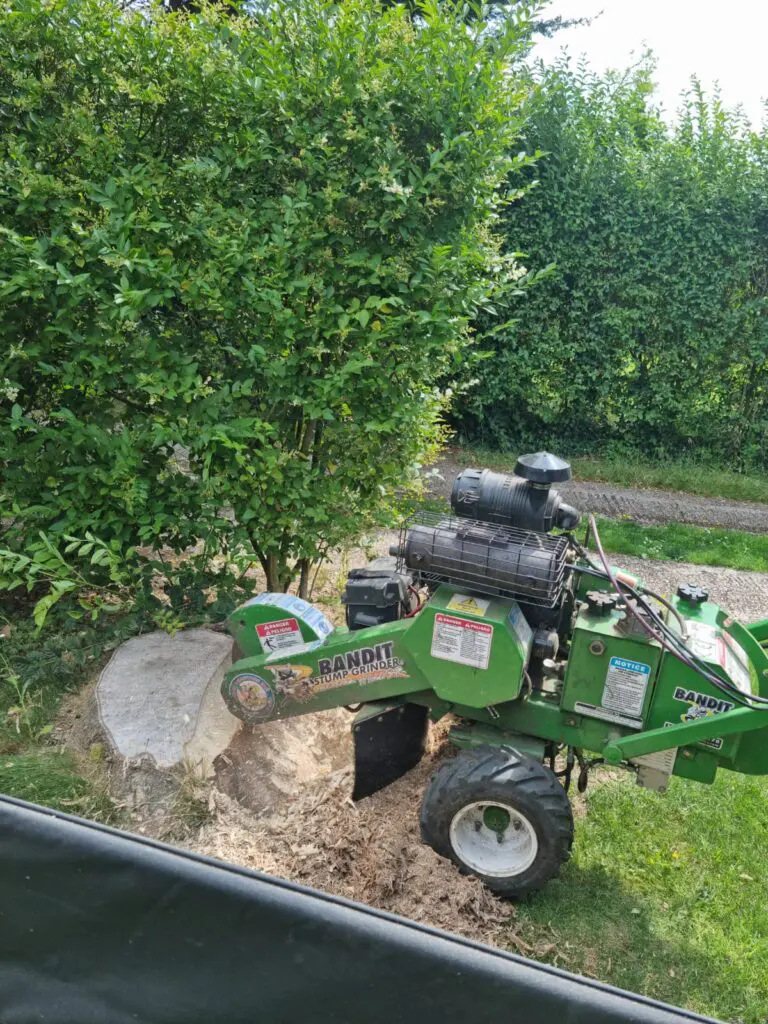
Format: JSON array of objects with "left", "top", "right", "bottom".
[{"left": 352, "top": 703, "right": 429, "bottom": 801}]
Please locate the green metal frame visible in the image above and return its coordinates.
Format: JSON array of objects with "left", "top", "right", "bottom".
[
  {"left": 603, "top": 705, "right": 761, "bottom": 764},
  {"left": 221, "top": 573, "right": 768, "bottom": 789},
  {"left": 748, "top": 617, "right": 768, "bottom": 647}
]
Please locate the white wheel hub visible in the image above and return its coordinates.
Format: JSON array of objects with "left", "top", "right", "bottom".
[{"left": 449, "top": 800, "right": 538, "bottom": 878}]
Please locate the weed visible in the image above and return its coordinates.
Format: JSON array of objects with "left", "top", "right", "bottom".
[{"left": 164, "top": 765, "right": 213, "bottom": 841}]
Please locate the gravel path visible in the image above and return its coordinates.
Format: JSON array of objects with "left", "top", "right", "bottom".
[
  {"left": 426, "top": 455, "right": 768, "bottom": 533},
  {"left": 560, "top": 482, "right": 768, "bottom": 533},
  {"left": 603, "top": 554, "right": 768, "bottom": 624}
]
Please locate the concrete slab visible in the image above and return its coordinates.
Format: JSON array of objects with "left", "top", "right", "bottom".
[{"left": 96, "top": 629, "right": 238, "bottom": 774}]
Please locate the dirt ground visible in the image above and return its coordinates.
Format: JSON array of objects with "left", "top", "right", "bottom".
[{"left": 193, "top": 727, "right": 551, "bottom": 951}]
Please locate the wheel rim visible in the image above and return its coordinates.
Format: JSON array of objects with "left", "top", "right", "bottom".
[{"left": 449, "top": 800, "right": 538, "bottom": 878}]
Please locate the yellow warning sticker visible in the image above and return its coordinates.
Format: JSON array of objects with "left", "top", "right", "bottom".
[{"left": 445, "top": 593, "right": 491, "bottom": 617}]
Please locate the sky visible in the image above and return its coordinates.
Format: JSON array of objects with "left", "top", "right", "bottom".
[{"left": 533, "top": 0, "right": 768, "bottom": 126}]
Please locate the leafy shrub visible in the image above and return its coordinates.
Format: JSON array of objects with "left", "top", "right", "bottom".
[
  {"left": 0, "top": 0, "right": 532, "bottom": 606},
  {"left": 455, "top": 57, "right": 768, "bottom": 468}
]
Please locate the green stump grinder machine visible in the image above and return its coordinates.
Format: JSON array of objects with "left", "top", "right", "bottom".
[{"left": 221, "top": 453, "right": 768, "bottom": 898}]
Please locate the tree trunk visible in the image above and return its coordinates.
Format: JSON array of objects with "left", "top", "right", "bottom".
[
  {"left": 297, "top": 558, "right": 311, "bottom": 600},
  {"left": 265, "top": 553, "right": 281, "bottom": 593}
]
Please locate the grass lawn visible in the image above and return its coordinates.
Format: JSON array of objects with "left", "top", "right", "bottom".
[
  {"left": 516, "top": 770, "right": 768, "bottom": 1023},
  {"left": 0, "top": 749, "right": 115, "bottom": 819},
  {"left": 461, "top": 446, "right": 768, "bottom": 506},
  {"left": 593, "top": 517, "right": 768, "bottom": 573}
]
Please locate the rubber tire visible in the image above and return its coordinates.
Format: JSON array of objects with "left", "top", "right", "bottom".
[{"left": 420, "top": 745, "right": 574, "bottom": 899}]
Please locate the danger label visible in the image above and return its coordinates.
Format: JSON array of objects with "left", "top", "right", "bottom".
[
  {"left": 256, "top": 618, "right": 304, "bottom": 654},
  {"left": 431, "top": 614, "right": 493, "bottom": 670},
  {"left": 683, "top": 620, "right": 753, "bottom": 695},
  {"left": 602, "top": 657, "right": 651, "bottom": 717},
  {"left": 686, "top": 621, "right": 718, "bottom": 661}
]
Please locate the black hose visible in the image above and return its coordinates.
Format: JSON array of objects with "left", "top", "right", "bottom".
[
  {"left": 574, "top": 521, "right": 768, "bottom": 710},
  {"left": 640, "top": 585, "right": 688, "bottom": 639}
]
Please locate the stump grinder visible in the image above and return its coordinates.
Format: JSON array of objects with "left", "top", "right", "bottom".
[{"left": 221, "top": 454, "right": 768, "bottom": 897}]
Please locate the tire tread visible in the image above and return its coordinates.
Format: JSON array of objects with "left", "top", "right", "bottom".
[{"left": 420, "top": 745, "right": 574, "bottom": 898}]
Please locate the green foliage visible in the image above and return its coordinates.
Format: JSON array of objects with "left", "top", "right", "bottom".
[
  {"left": 0, "top": 0, "right": 533, "bottom": 607},
  {"left": 0, "top": 531, "right": 132, "bottom": 628},
  {"left": 0, "top": 524, "right": 257, "bottom": 631},
  {"left": 455, "top": 57, "right": 768, "bottom": 469},
  {"left": 377, "top": 0, "right": 592, "bottom": 37}
]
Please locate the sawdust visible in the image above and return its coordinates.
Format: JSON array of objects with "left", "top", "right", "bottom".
[
  {"left": 213, "top": 708, "right": 353, "bottom": 813},
  {"left": 193, "top": 725, "right": 533, "bottom": 950}
]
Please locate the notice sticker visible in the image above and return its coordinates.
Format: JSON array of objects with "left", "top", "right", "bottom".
[
  {"left": 256, "top": 618, "right": 304, "bottom": 655},
  {"left": 602, "top": 657, "right": 651, "bottom": 718},
  {"left": 431, "top": 614, "right": 493, "bottom": 670}
]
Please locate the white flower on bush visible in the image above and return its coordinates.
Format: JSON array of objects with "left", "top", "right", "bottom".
[
  {"left": 0, "top": 378, "right": 19, "bottom": 401},
  {"left": 382, "top": 181, "right": 413, "bottom": 197}
]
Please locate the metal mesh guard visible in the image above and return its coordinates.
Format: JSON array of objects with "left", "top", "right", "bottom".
[{"left": 395, "top": 510, "right": 569, "bottom": 608}]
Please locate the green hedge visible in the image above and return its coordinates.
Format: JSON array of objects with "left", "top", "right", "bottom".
[
  {"left": 0, "top": 0, "right": 531, "bottom": 605},
  {"left": 454, "top": 58, "right": 768, "bottom": 469}
]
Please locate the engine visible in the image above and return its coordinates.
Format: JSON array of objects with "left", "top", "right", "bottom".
[
  {"left": 393, "top": 516, "right": 568, "bottom": 608},
  {"left": 344, "top": 452, "right": 581, "bottom": 630}
]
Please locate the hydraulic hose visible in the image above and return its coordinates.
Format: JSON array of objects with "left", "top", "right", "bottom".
[{"left": 576, "top": 517, "right": 768, "bottom": 711}]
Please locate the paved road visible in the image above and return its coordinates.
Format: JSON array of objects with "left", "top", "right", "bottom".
[{"left": 426, "top": 455, "right": 768, "bottom": 534}]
